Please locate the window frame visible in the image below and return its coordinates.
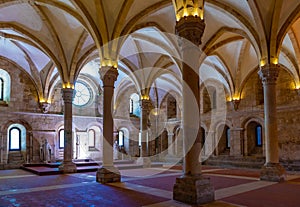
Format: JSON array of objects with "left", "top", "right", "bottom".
[
  {"left": 129, "top": 98, "right": 134, "bottom": 114},
  {"left": 59, "top": 129, "right": 64, "bottom": 149},
  {"left": 118, "top": 130, "right": 124, "bottom": 146},
  {"left": 129, "top": 93, "right": 140, "bottom": 117},
  {"left": 88, "top": 129, "right": 96, "bottom": 149},
  {"left": 0, "top": 77, "right": 3, "bottom": 101},
  {"left": 73, "top": 81, "right": 92, "bottom": 107},
  {"left": 255, "top": 125, "right": 262, "bottom": 147},
  {"left": 9, "top": 127, "right": 21, "bottom": 151}
]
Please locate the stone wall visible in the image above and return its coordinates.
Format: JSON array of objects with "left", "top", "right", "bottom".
[
  {"left": 201, "top": 69, "right": 300, "bottom": 163},
  {"left": 1, "top": 57, "right": 300, "bottom": 169}
]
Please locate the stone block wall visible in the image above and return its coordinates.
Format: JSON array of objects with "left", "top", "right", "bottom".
[{"left": 1, "top": 56, "right": 300, "bottom": 169}]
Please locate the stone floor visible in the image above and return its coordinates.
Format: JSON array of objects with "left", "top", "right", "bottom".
[{"left": 0, "top": 166, "right": 300, "bottom": 207}]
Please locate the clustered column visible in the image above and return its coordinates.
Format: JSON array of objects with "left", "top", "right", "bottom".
[
  {"left": 59, "top": 88, "right": 77, "bottom": 173},
  {"left": 258, "top": 64, "right": 286, "bottom": 182},
  {"left": 96, "top": 66, "right": 121, "bottom": 183},
  {"left": 137, "top": 98, "right": 152, "bottom": 167},
  {"left": 173, "top": 16, "right": 214, "bottom": 205}
]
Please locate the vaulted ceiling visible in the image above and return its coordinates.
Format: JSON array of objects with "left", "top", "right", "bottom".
[{"left": 1, "top": 0, "right": 300, "bottom": 104}]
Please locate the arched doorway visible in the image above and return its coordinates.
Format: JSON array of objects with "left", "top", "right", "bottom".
[
  {"left": 216, "top": 125, "right": 230, "bottom": 156},
  {"left": 245, "top": 121, "right": 264, "bottom": 157}
]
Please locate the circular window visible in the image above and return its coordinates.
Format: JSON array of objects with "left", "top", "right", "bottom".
[{"left": 73, "top": 82, "right": 91, "bottom": 106}]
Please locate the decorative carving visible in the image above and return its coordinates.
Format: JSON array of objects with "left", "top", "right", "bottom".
[
  {"left": 173, "top": 0, "right": 204, "bottom": 21},
  {"left": 40, "top": 102, "right": 50, "bottom": 113},
  {"left": 258, "top": 64, "right": 280, "bottom": 85},
  {"left": 99, "top": 66, "right": 119, "bottom": 87},
  {"left": 62, "top": 88, "right": 74, "bottom": 103},
  {"left": 231, "top": 99, "right": 240, "bottom": 111},
  {"left": 175, "top": 16, "right": 205, "bottom": 46}
]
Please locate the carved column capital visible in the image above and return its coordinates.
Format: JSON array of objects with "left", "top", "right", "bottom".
[
  {"left": 231, "top": 99, "right": 240, "bottom": 111},
  {"left": 175, "top": 16, "right": 205, "bottom": 46},
  {"left": 99, "top": 66, "right": 119, "bottom": 87},
  {"left": 258, "top": 64, "right": 280, "bottom": 85},
  {"left": 40, "top": 102, "right": 51, "bottom": 113},
  {"left": 62, "top": 88, "right": 74, "bottom": 103}
]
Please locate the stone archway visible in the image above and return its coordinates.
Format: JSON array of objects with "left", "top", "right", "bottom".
[
  {"left": 1, "top": 119, "right": 33, "bottom": 166},
  {"left": 245, "top": 121, "right": 264, "bottom": 157}
]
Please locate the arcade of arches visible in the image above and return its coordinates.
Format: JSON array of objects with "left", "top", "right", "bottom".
[{"left": 1, "top": 0, "right": 300, "bottom": 206}]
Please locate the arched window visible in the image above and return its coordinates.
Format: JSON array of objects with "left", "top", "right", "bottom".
[
  {"left": 118, "top": 130, "right": 124, "bottom": 146},
  {"left": 256, "top": 125, "right": 262, "bottom": 146},
  {"left": 9, "top": 127, "right": 21, "bottom": 151},
  {"left": 129, "top": 98, "right": 134, "bottom": 114},
  {"left": 0, "top": 77, "right": 4, "bottom": 101},
  {"left": 129, "top": 93, "right": 140, "bottom": 117},
  {"left": 226, "top": 127, "right": 230, "bottom": 148},
  {"left": 59, "top": 129, "right": 64, "bottom": 149},
  {"left": 0, "top": 69, "right": 11, "bottom": 103},
  {"left": 88, "top": 129, "right": 95, "bottom": 148}
]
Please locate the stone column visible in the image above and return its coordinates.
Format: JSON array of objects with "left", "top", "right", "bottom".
[
  {"left": 59, "top": 88, "right": 77, "bottom": 173},
  {"left": 230, "top": 128, "right": 244, "bottom": 156},
  {"left": 96, "top": 66, "right": 121, "bottom": 183},
  {"left": 258, "top": 64, "right": 286, "bottom": 182},
  {"left": 168, "top": 133, "right": 175, "bottom": 156},
  {"left": 136, "top": 99, "right": 152, "bottom": 167},
  {"left": 173, "top": 16, "right": 214, "bottom": 205}
]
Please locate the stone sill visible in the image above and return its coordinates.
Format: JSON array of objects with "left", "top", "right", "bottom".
[{"left": 0, "top": 101, "right": 8, "bottom": 107}]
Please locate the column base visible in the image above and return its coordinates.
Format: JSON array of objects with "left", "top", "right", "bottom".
[
  {"left": 173, "top": 175, "right": 215, "bottom": 205},
  {"left": 136, "top": 157, "right": 151, "bottom": 168},
  {"left": 96, "top": 166, "right": 121, "bottom": 184},
  {"left": 58, "top": 161, "right": 77, "bottom": 173},
  {"left": 260, "top": 163, "right": 286, "bottom": 182}
]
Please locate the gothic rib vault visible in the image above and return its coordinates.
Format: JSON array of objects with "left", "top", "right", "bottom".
[{"left": 1, "top": 0, "right": 300, "bottom": 205}]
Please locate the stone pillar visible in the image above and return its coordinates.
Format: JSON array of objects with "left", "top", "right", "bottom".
[
  {"left": 230, "top": 128, "right": 244, "bottom": 156},
  {"left": 168, "top": 133, "right": 175, "bottom": 156},
  {"left": 258, "top": 64, "right": 286, "bottom": 182},
  {"left": 59, "top": 88, "right": 77, "bottom": 173},
  {"left": 173, "top": 16, "right": 214, "bottom": 205},
  {"left": 136, "top": 99, "right": 152, "bottom": 167},
  {"left": 96, "top": 66, "right": 121, "bottom": 183}
]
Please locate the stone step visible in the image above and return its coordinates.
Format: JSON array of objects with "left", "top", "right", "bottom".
[
  {"left": 8, "top": 152, "right": 25, "bottom": 165},
  {"left": 205, "top": 156, "right": 265, "bottom": 169}
]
